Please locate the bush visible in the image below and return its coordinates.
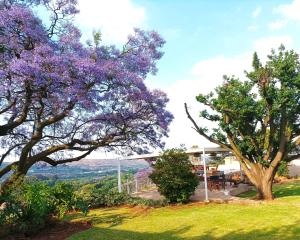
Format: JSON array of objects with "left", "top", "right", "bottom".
[
  {"left": 0, "top": 180, "right": 88, "bottom": 235},
  {"left": 88, "top": 188, "right": 130, "bottom": 207},
  {"left": 75, "top": 175, "right": 133, "bottom": 208},
  {"left": 75, "top": 175, "right": 168, "bottom": 208},
  {"left": 0, "top": 181, "right": 53, "bottom": 234},
  {"left": 51, "top": 182, "right": 88, "bottom": 218},
  {"left": 149, "top": 148, "right": 199, "bottom": 203}
]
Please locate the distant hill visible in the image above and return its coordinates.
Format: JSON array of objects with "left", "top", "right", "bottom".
[
  {"left": 68, "top": 158, "right": 148, "bottom": 168},
  {"left": 1, "top": 159, "right": 149, "bottom": 182}
]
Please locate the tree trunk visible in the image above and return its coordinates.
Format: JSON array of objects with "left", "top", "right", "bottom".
[
  {"left": 255, "top": 178, "right": 273, "bottom": 200},
  {"left": 0, "top": 169, "right": 26, "bottom": 197},
  {"left": 241, "top": 163, "right": 275, "bottom": 200}
]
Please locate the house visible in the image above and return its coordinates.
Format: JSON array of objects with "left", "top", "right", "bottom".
[{"left": 128, "top": 146, "right": 300, "bottom": 177}]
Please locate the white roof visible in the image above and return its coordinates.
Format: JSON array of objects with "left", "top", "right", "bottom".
[{"left": 127, "top": 146, "right": 231, "bottom": 160}]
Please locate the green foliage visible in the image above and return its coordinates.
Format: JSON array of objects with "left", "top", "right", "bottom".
[
  {"left": 189, "top": 46, "right": 300, "bottom": 199},
  {"left": 127, "top": 197, "right": 168, "bottom": 207},
  {"left": 18, "top": 182, "right": 52, "bottom": 232},
  {"left": 277, "top": 161, "right": 289, "bottom": 177},
  {"left": 93, "top": 30, "right": 102, "bottom": 47},
  {"left": 194, "top": 47, "right": 300, "bottom": 162},
  {"left": 89, "top": 188, "right": 130, "bottom": 207},
  {"left": 149, "top": 148, "right": 199, "bottom": 203},
  {"left": 74, "top": 175, "right": 130, "bottom": 208},
  {"left": 74, "top": 175, "right": 167, "bottom": 208},
  {"left": 0, "top": 180, "right": 87, "bottom": 235}
]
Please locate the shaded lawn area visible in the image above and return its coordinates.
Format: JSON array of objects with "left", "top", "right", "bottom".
[{"left": 66, "top": 181, "right": 300, "bottom": 240}]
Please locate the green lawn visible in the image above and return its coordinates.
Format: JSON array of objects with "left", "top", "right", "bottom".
[{"left": 66, "top": 181, "right": 300, "bottom": 240}]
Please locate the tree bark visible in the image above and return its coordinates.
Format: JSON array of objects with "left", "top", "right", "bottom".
[
  {"left": 0, "top": 168, "right": 27, "bottom": 196},
  {"left": 246, "top": 167, "right": 275, "bottom": 200},
  {"left": 255, "top": 178, "right": 274, "bottom": 200}
]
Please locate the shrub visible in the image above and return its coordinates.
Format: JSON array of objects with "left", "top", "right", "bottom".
[
  {"left": 74, "top": 176, "right": 133, "bottom": 208},
  {"left": 1, "top": 181, "right": 52, "bottom": 234},
  {"left": 0, "top": 180, "right": 88, "bottom": 235},
  {"left": 149, "top": 148, "right": 199, "bottom": 203},
  {"left": 88, "top": 188, "right": 130, "bottom": 207}
]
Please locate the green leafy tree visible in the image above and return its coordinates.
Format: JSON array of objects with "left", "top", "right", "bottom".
[
  {"left": 149, "top": 148, "right": 199, "bottom": 203},
  {"left": 185, "top": 46, "right": 300, "bottom": 200}
]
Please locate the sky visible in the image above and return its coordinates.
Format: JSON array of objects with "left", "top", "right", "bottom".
[{"left": 49, "top": 0, "right": 300, "bottom": 154}]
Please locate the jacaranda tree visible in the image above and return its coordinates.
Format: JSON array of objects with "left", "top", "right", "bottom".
[
  {"left": 0, "top": 0, "right": 173, "bottom": 193},
  {"left": 185, "top": 46, "right": 300, "bottom": 200}
]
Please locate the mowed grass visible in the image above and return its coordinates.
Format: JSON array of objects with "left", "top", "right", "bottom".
[{"left": 66, "top": 181, "right": 300, "bottom": 240}]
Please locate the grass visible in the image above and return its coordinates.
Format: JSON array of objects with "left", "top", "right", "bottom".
[{"left": 66, "top": 181, "right": 300, "bottom": 240}]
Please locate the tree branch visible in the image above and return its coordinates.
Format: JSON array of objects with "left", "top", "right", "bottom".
[
  {"left": 0, "top": 161, "right": 19, "bottom": 178},
  {"left": 0, "top": 81, "right": 32, "bottom": 136},
  {"left": 41, "top": 150, "right": 95, "bottom": 166},
  {"left": 184, "top": 103, "right": 232, "bottom": 151}
]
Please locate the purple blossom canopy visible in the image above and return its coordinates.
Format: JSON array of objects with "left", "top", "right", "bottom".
[{"left": 0, "top": 0, "right": 173, "bottom": 186}]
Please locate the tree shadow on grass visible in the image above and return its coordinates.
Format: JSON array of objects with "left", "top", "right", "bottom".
[
  {"left": 67, "top": 212, "right": 131, "bottom": 227},
  {"left": 69, "top": 223, "right": 300, "bottom": 240},
  {"left": 68, "top": 226, "right": 192, "bottom": 240},
  {"left": 197, "top": 223, "right": 300, "bottom": 240},
  {"left": 66, "top": 207, "right": 151, "bottom": 228}
]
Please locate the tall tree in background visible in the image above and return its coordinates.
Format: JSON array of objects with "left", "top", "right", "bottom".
[
  {"left": 185, "top": 46, "right": 300, "bottom": 200},
  {"left": 0, "top": 0, "right": 173, "bottom": 193}
]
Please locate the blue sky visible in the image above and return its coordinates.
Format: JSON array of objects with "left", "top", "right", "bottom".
[
  {"left": 140, "top": 0, "right": 300, "bottom": 87},
  {"left": 71, "top": 0, "right": 300, "bottom": 152}
]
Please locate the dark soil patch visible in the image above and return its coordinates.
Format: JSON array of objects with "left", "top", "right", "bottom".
[{"left": 3, "top": 220, "right": 92, "bottom": 240}]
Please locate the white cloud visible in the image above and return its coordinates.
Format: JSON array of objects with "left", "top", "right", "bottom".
[
  {"left": 191, "top": 54, "right": 251, "bottom": 84},
  {"left": 164, "top": 79, "right": 217, "bottom": 149},
  {"left": 76, "top": 0, "right": 146, "bottom": 44},
  {"left": 252, "top": 7, "right": 262, "bottom": 17},
  {"left": 268, "top": 20, "right": 288, "bottom": 30},
  {"left": 269, "top": 0, "right": 300, "bottom": 30},
  {"left": 274, "top": 0, "right": 300, "bottom": 22},
  {"left": 164, "top": 53, "right": 252, "bottom": 149},
  {"left": 253, "top": 35, "right": 293, "bottom": 57}
]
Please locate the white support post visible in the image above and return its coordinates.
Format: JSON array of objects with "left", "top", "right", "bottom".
[
  {"left": 202, "top": 147, "right": 209, "bottom": 202},
  {"left": 135, "top": 178, "right": 138, "bottom": 193},
  {"left": 126, "top": 178, "right": 130, "bottom": 194},
  {"left": 118, "top": 158, "right": 122, "bottom": 193}
]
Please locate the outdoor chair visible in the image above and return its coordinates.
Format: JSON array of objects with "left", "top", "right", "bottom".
[{"left": 208, "top": 174, "right": 226, "bottom": 191}]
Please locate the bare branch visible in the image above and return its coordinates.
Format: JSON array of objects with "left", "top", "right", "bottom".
[
  {"left": 41, "top": 150, "right": 95, "bottom": 166},
  {"left": 184, "top": 103, "right": 232, "bottom": 151}
]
